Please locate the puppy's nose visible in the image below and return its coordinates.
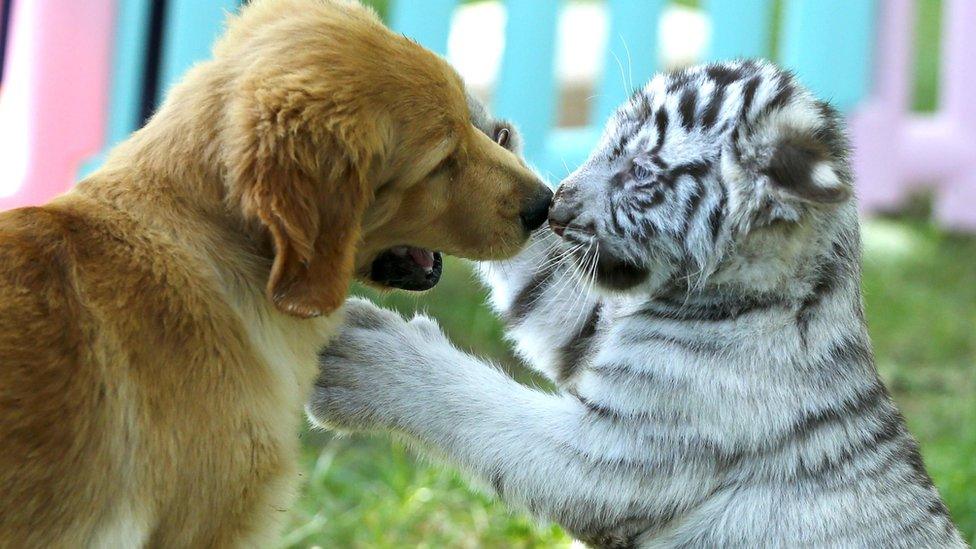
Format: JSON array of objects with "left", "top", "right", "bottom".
[{"left": 519, "top": 186, "right": 554, "bottom": 232}]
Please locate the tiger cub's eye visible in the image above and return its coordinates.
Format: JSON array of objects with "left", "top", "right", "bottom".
[
  {"left": 494, "top": 127, "right": 511, "bottom": 148},
  {"left": 631, "top": 161, "right": 653, "bottom": 181}
]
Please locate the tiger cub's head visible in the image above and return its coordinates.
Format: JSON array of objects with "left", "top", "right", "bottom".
[{"left": 549, "top": 60, "right": 856, "bottom": 297}]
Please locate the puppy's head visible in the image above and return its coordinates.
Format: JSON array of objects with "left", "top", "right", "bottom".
[{"left": 218, "top": 0, "right": 550, "bottom": 318}]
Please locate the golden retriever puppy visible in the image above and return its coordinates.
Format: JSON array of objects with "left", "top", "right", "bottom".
[{"left": 0, "top": 0, "right": 550, "bottom": 545}]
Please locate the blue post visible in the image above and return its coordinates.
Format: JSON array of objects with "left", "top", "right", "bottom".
[
  {"left": 494, "top": 0, "right": 561, "bottom": 174},
  {"left": 596, "top": 0, "right": 665, "bottom": 123},
  {"left": 705, "top": 0, "right": 773, "bottom": 61},
  {"left": 389, "top": 0, "right": 458, "bottom": 56},
  {"left": 79, "top": 0, "right": 154, "bottom": 177},
  {"left": 157, "top": 0, "right": 240, "bottom": 103},
  {"left": 779, "top": 0, "right": 876, "bottom": 112},
  {"left": 542, "top": 0, "right": 664, "bottom": 181}
]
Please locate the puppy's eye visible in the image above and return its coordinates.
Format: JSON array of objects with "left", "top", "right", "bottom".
[
  {"left": 631, "top": 162, "right": 652, "bottom": 181},
  {"left": 494, "top": 127, "right": 511, "bottom": 148}
]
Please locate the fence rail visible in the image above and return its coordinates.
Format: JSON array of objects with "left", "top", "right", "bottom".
[{"left": 0, "top": 0, "right": 972, "bottom": 229}]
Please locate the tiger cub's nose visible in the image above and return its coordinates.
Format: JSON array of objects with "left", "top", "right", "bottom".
[{"left": 548, "top": 187, "right": 577, "bottom": 237}]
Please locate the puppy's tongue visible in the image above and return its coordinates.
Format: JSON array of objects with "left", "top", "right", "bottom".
[
  {"left": 408, "top": 247, "right": 435, "bottom": 271},
  {"left": 390, "top": 246, "right": 435, "bottom": 272}
]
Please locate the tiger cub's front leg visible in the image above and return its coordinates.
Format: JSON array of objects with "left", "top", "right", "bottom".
[
  {"left": 309, "top": 298, "right": 711, "bottom": 548},
  {"left": 477, "top": 229, "right": 602, "bottom": 384}
]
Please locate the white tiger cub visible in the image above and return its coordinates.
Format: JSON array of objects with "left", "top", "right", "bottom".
[{"left": 308, "top": 60, "right": 966, "bottom": 548}]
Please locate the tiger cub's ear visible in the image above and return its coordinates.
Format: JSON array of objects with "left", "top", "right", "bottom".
[
  {"left": 764, "top": 132, "right": 850, "bottom": 206},
  {"left": 725, "top": 96, "right": 853, "bottom": 226}
]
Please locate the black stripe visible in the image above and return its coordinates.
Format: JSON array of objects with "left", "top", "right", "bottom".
[
  {"left": 765, "top": 73, "right": 796, "bottom": 113},
  {"left": 637, "top": 293, "right": 786, "bottom": 323},
  {"left": 572, "top": 393, "right": 744, "bottom": 475},
  {"left": 652, "top": 172, "right": 676, "bottom": 192},
  {"left": 706, "top": 64, "right": 745, "bottom": 87},
  {"left": 730, "top": 126, "right": 746, "bottom": 164},
  {"left": 796, "top": 257, "right": 846, "bottom": 346},
  {"left": 831, "top": 237, "right": 855, "bottom": 263},
  {"left": 680, "top": 178, "right": 705, "bottom": 236},
  {"left": 574, "top": 393, "right": 624, "bottom": 421},
  {"left": 610, "top": 171, "right": 627, "bottom": 190},
  {"left": 577, "top": 513, "right": 652, "bottom": 549},
  {"left": 925, "top": 495, "right": 952, "bottom": 521},
  {"left": 630, "top": 90, "right": 653, "bottom": 124},
  {"left": 795, "top": 407, "right": 903, "bottom": 480},
  {"left": 786, "top": 380, "right": 886, "bottom": 442},
  {"left": 885, "top": 494, "right": 955, "bottom": 542},
  {"left": 609, "top": 142, "right": 625, "bottom": 161},
  {"left": 700, "top": 84, "right": 727, "bottom": 130},
  {"left": 739, "top": 76, "right": 761, "bottom": 121},
  {"left": 592, "top": 362, "right": 661, "bottom": 387},
  {"left": 507, "top": 258, "right": 557, "bottom": 324},
  {"left": 610, "top": 198, "right": 627, "bottom": 234},
  {"left": 610, "top": 128, "right": 637, "bottom": 161},
  {"left": 670, "top": 160, "right": 711, "bottom": 181},
  {"left": 904, "top": 438, "right": 939, "bottom": 491},
  {"left": 489, "top": 472, "right": 505, "bottom": 498},
  {"left": 626, "top": 326, "right": 720, "bottom": 354},
  {"left": 555, "top": 304, "right": 602, "bottom": 383},
  {"left": 822, "top": 333, "right": 874, "bottom": 368},
  {"left": 652, "top": 107, "right": 669, "bottom": 153},
  {"left": 577, "top": 415, "right": 742, "bottom": 475},
  {"left": 678, "top": 87, "right": 698, "bottom": 132},
  {"left": 708, "top": 184, "right": 727, "bottom": 244}
]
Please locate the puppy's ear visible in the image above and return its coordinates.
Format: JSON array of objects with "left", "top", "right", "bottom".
[{"left": 226, "top": 85, "right": 377, "bottom": 318}]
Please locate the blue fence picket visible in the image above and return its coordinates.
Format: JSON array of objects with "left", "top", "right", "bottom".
[
  {"left": 538, "top": 0, "right": 667, "bottom": 179},
  {"left": 71, "top": 0, "right": 879, "bottom": 185},
  {"left": 779, "top": 0, "right": 876, "bottom": 112},
  {"left": 544, "top": 0, "right": 665, "bottom": 181},
  {"left": 390, "top": 0, "right": 457, "bottom": 55},
  {"left": 157, "top": 0, "right": 240, "bottom": 103},
  {"left": 705, "top": 0, "right": 772, "bottom": 60},
  {"left": 596, "top": 0, "right": 665, "bottom": 123},
  {"left": 79, "top": 0, "right": 153, "bottom": 177},
  {"left": 494, "top": 0, "right": 561, "bottom": 174}
]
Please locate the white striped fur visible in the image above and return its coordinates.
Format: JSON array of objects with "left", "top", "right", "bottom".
[{"left": 309, "top": 61, "right": 965, "bottom": 548}]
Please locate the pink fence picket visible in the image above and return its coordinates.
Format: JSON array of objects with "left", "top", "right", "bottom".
[
  {"left": 852, "top": 0, "right": 976, "bottom": 230},
  {"left": 0, "top": 0, "right": 114, "bottom": 211}
]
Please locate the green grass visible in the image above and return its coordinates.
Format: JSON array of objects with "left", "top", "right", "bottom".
[
  {"left": 283, "top": 218, "right": 976, "bottom": 547},
  {"left": 861, "top": 217, "right": 976, "bottom": 541}
]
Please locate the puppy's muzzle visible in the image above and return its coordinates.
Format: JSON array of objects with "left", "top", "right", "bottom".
[{"left": 519, "top": 185, "right": 554, "bottom": 232}]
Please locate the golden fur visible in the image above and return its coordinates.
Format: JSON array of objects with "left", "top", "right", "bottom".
[{"left": 0, "top": 0, "right": 546, "bottom": 545}]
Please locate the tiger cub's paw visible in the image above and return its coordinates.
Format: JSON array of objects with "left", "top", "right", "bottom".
[{"left": 307, "top": 297, "right": 450, "bottom": 432}]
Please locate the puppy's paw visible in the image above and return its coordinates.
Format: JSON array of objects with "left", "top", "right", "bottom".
[{"left": 307, "top": 298, "right": 451, "bottom": 431}]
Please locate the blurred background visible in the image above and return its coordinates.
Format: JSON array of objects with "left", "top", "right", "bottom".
[{"left": 1, "top": 0, "right": 973, "bottom": 546}]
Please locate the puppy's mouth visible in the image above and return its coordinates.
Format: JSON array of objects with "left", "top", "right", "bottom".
[{"left": 368, "top": 246, "right": 443, "bottom": 291}]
